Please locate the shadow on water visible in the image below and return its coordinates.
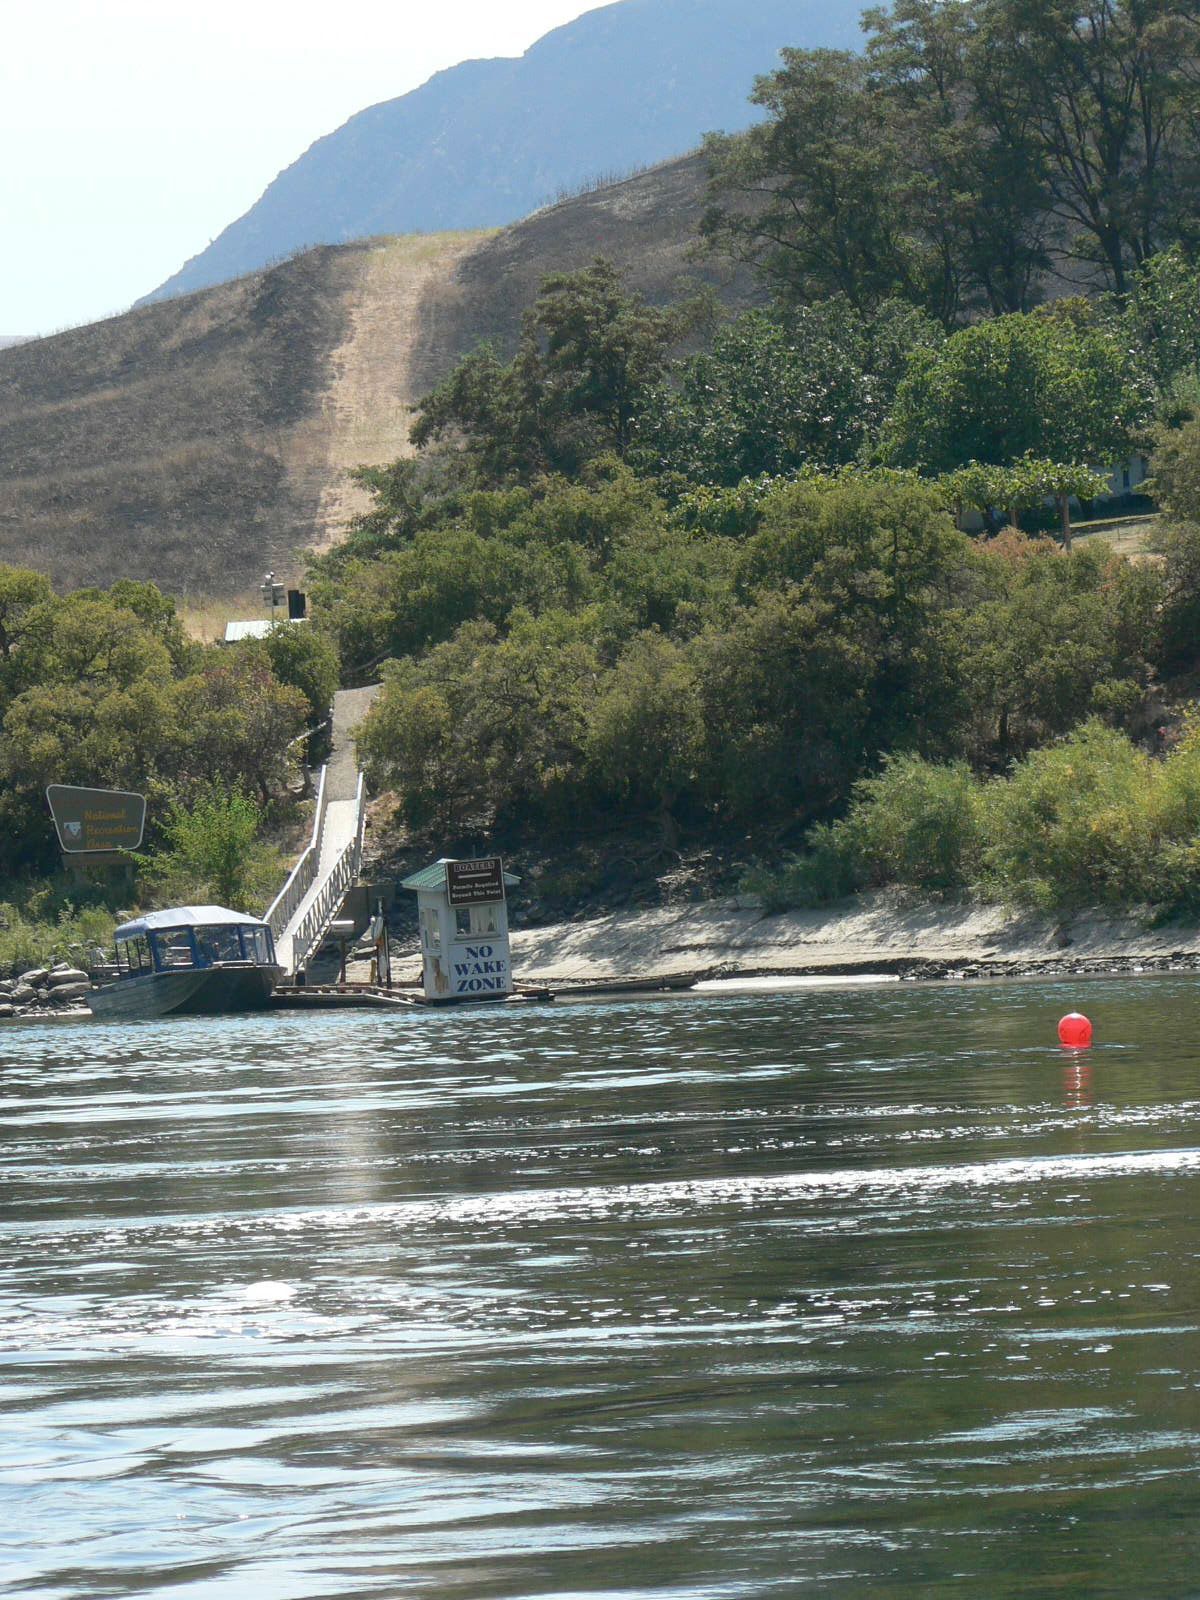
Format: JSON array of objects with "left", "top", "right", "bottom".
[{"left": 2, "top": 975, "right": 1199, "bottom": 1597}]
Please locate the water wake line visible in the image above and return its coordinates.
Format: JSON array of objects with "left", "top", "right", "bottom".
[{"left": 5, "top": 1144, "right": 1199, "bottom": 1245}]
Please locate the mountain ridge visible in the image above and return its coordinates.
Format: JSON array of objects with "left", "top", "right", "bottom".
[{"left": 143, "top": 0, "right": 861, "bottom": 303}]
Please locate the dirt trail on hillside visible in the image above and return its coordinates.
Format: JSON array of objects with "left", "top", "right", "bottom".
[{"left": 302, "top": 233, "right": 489, "bottom": 555}]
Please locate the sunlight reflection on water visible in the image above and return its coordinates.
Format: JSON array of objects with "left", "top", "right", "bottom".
[{"left": 3, "top": 978, "right": 1200, "bottom": 1597}]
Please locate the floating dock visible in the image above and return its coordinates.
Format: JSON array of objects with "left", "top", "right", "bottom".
[{"left": 270, "top": 982, "right": 558, "bottom": 1010}]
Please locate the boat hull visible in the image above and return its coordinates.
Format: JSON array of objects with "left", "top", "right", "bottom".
[{"left": 88, "top": 964, "right": 281, "bottom": 1020}]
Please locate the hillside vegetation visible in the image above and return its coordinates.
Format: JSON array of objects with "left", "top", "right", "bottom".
[
  {"left": 0, "top": 157, "right": 748, "bottom": 598},
  {"left": 308, "top": 0, "right": 1200, "bottom": 915},
  {"left": 10, "top": 0, "right": 1200, "bottom": 936}
]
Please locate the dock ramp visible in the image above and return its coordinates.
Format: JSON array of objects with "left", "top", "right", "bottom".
[{"left": 265, "top": 685, "right": 378, "bottom": 979}]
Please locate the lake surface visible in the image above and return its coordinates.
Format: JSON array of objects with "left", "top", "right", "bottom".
[{"left": 2, "top": 977, "right": 1199, "bottom": 1598}]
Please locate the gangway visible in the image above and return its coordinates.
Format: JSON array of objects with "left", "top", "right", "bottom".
[{"left": 265, "top": 685, "right": 377, "bottom": 979}]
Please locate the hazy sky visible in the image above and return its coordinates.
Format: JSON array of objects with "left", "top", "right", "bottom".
[{"left": 2, "top": 0, "right": 603, "bottom": 336}]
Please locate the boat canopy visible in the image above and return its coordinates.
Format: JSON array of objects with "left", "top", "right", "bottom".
[{"left": 115, "top": 906, "right": 269, "bottom": 941}]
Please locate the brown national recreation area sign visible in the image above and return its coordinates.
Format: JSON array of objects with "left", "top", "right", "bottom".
[{"left": 46, "top": 785, "right": 146, "bottom": 853}]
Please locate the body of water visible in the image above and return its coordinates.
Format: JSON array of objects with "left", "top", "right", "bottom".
[{"left": 2, "top": 978, "right": 1199, "bottom": 1597}]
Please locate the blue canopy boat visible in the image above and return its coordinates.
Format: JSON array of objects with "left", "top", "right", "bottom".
[{"left": 89, "top": 906, "right": 283, "bottom": 1019}]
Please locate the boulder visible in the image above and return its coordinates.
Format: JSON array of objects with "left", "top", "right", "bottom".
[
  {"left": 47, "top": 968, "right": 89, "bottom": 987},
  {"left": 9, "top": 983, "right": 35, "bottom": 1005},
  {"left": 0, "top": 980, "right": 13, "bottom": 996},
  {"left": 0, "top": 1003, "right": 13, "bottom": 1019},
  {"left": 18, "top": 968, "right": 49, "bottom": 988},
  {"left": 46, "top": 981, "right": 91, "bottom": 1004}
]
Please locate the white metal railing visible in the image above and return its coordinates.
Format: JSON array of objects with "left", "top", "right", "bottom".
[
  {"left": 288, "top": 773, "right": 367, "bottom": 976},
  {"left": 265, "top": 764, "right": 329, "bottom": 940}
]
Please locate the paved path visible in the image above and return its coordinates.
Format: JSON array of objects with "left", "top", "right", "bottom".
[{"left": 325, "top": 684, "right": 379, "bottom": 799}]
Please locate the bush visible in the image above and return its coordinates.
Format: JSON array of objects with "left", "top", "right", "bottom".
[
  {"left": 743, "top": 727, "right": 1200, "bottom": 918},
  {"left": 741, "top": 825, "right": 857, "bottom": 911},
  {"left": 1154, "top": 521, "right": 1200, "bottom": 670},
  {"left": 0, "top": 899, "right": 116, "bottom": 974},
  {"left": 981, "top": 721, "right": 1160, "bottom": 909},
  {"left": 837, "top": 755, "right": 986, "bottom": 893},
  {"left": 1149, "top": 418, "right": 1200, "bottom": 522},
  {"left": 136, "top": 787, "right": 284, "bottom": 913}
]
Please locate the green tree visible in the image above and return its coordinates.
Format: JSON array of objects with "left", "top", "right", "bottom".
[
  {"left": 695, "top": 477, "right": 969, "bottom": 818},
  {"left": 583, "top": 634, "right": 705, "bottom": 841},
  {"left": 865, "top": 0, "right": 1053, "bottom": 317},
  {"left": 957, "top": 531, "right": 1157, "bottom": 761},
  {"left": 985, "top": 0, "right": 1197, "bottom": 296},
  {"left": 172, "top": 657, "right": 308, "bottom": 804},
  {"left": 939, "top": 457, "right": 1112, "bottom": 544},
  {"left": 638, "top": 301, "right": 940, "bottom": 484},
  {"left": 260, "top": 622, "right": 340, "bottom": 730},
  {"left": 1149, "top": 413, "right": 1200, "bottom": 519},
  {"left": 1151, "top": 520, "right": 1200, "bottom": 668},
  {"left": 0, "top": 675, "right": 178, "bottom": 795},
  {"left": 358, "top": 615, "right": 602, "bottom": 836},
  {"left": 0, "top": 565, "right": 53, "bottom": 669},
  {"left": 883, "top": 306, "right": 1149, "bottom": 471},
  {"left": 411, "top": 260, "right": 689, "bottom": 484},
  {"left": 1126, "top": 246, "right": 1200, "bottom": 392},
  {"left": 138, "top": 787, "right": 277, "bottom": 912},
  {"left": 703, "top": 51, "right": 927, "bottom": 315}
]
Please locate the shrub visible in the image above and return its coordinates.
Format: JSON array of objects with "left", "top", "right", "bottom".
[
  {"left": 136, "top": 787, "right": 283, "bottom": 913},
  {"left": 0, "top": 900, "right": 116, "bottom": 974},
  {"left": 741, "top": 825, "right": 857, "bottom": 912},
  {"left": 837, "top": 755, "right": 986, "bottom": 893},
  {"left": 981, "top": 721, "right": 1158, "bottom": 909}
]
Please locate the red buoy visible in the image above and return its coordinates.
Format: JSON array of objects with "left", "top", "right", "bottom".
[{"left": 1058, "top": 1012, "right": 1094, "bottom": 1048}]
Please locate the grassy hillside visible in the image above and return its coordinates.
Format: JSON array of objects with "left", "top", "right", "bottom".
[
  {"left": 411, "top": 153, "right": 758, "bottom": 388},
  {"left": 0, "top": 246, "right": 366, "bottom": 597},
  {"left": 0, "top": 155, "right": 755, "bottom": 599}
]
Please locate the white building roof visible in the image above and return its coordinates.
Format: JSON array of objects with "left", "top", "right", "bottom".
[{"left": 222, "top": 618, "right": 308, "bottom": 643}]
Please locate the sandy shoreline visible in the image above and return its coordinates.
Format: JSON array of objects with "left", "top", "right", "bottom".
[{"left": 496, "top": 893, "right": 1200, "bottom": 987}]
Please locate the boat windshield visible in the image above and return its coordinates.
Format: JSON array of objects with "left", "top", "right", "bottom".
[
  {"left": 115, "top": 923, "right": 275, "bottom": 974},
  {"left": 152, "top": 929, "right": 196, "bottom": 970},
  {"left": 194, "top": 927, "right": 246, "bottom": 966},
  {"left": 190, "top": 925, "right": 274, "bottom": 968}
]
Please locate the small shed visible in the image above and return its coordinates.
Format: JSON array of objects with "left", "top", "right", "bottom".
[{"left": 401, "top": 857, "right": 519, "bottom": 1003}]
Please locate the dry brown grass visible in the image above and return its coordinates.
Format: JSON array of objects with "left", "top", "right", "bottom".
[
  {"left": 0, "top": 154, "right": 755, "bottom": 603},
  {"left": 1072, "top": 512, "right": 1161, "bottom": 557},
  {"left": 177, "top": 590, "right": 273, "bottom": 643}
]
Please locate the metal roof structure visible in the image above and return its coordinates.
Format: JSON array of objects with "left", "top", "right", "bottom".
[
  {"left": 115, "top": 906, "right": 270, "bottom": 939},
  {"left": 222, "top": 618, "right": 308, "bottom": 643},
  {"left": 401, "top": 858, "right": 521, "bottom": 893}
]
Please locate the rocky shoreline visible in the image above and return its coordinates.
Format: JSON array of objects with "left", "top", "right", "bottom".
[
  {"left": 0, "top": 964, "right": 92, "bottom": 1020},
  {"left": 5, "top": 895, "right": 1200, "bottom": 1025},
  {"left": 907, "top": 951, "right": 1200, "bottom": 983},
  {"left": 502, "top": 892, "right": 1200, "bottom": 990}
]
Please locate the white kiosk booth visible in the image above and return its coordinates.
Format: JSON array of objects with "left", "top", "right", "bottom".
[{"left": 402, "top": 857, "right": 519, "bottom": 1003}]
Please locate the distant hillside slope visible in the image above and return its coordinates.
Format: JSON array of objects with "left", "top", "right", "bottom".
[
  {"left": 0, "top": 155, "right": 756, "bottom": 599},
  {"left": 144, "top": 0, "right": 860, "bottom": 304}
]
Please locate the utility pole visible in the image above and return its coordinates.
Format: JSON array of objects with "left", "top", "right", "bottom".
[{"left": 261, "top": 571, "right": 285, "bottom": 621}]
